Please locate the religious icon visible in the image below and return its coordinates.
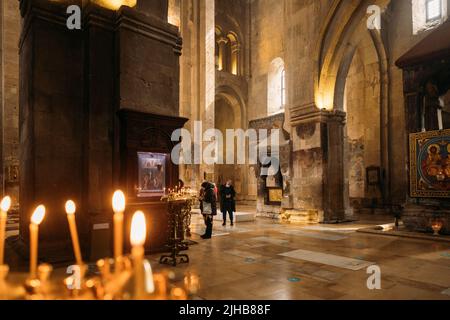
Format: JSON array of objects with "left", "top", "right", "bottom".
[
  {"left": 137, "top": 152, "right": 167, "bottom": 197},
  {"left": 423, "top": 144, "right": 442, "bottom": 177},
  {"left": 366, "top": 166, "right": 380, "bottom": 186},
  {"left": 410, "top": 129, "right": 450, "bottom": 198},
  {"left": 267, "top": 187, "right": 283, "bottom": 205}
]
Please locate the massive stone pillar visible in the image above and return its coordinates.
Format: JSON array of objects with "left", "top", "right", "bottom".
[
  {"left": 17, "top": 0, "right": 183, "bottom": 262},
  {"left": 178, "top": 0, "right": 215, "bottom": 187},
  {"left": 291, "top": 104, "right": 353, "bottom": 223},
  {"left": 199, "top": 0, "right": 215, "bottom": 182},
  {"left": 1, "top": 1, "right": 21, "bottom": 204},
  {"left": 18, "top": 0, "right": 84, "bottom": 262}
]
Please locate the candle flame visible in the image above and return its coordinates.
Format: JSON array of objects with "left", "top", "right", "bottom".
[
  {"left": 112, "top": 190, "right": 126, "bottom": 212},
  {"left": 130, "top": 211, "right": 146, "bottom": 246},
  {"left": 31, "top": 205, "right": 46, "bottom": 225},
  {"left": 0, "top": 196, "right": 11, "bottom": 212},
  {"left": 65, "top": 200, "right": 76, "bottom": 215}
]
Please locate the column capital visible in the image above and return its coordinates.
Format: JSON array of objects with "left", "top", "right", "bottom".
[
  {"left": 217, "top": 36, "right": 229, "bottom": 45},
  {"left": 290, "top": 103, "right": 346, "bottom": 126}
]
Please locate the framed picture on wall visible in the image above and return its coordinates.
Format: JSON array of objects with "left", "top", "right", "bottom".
[
  {"left": 137, "top": 152, "right": 167, "bottom": 197},
  {"left": 266, "top": 187, "right": 283, "bottom": 205},
  {"left": 366, "top": 166, "right": 381, "bottom": 186},
  {"left": 409, "top": 129, "right": 450, "bottom": 198}
]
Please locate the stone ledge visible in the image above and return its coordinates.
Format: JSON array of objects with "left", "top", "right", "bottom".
[
  {"left": 357, "top": 226, "right": 450, "bottom": 243},
  {"left": 234, "top": 212, "right": 256, "bottom": 222},
  {"left": 280, "top": 209, "right": 320, "bottom": 224},
  {"left": 402, "top": 204, "right": 450, "bottom": 234},
  {"left": 256, "top": 212, "right": 281, "bottom": 220}
]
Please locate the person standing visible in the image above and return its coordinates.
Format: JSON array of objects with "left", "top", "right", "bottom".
[
  {"left": 220, "top": 180, "right": 236, "bottom": 226},
  {"left": 199, "top": 181, "right": 217, "bottom": 239}
]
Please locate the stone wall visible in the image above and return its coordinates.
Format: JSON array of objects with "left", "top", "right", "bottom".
[
  {"left": 248, "top": 0, "right": 286, "bottom": 121},
  {"left": 246, "top": 0, "right": 450, "bottom": 219}
]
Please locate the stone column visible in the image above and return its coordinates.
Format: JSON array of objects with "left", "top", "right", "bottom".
[
  {"left": 322, "top": 110, "right": 349, "bottom": 222},
  {"left": 291, "top": 104, "right": 352, "bottom": 223},
  {"left": 1, "top": 0, "right": 20, "bottom": 203},
  {"left": 230, "top": 41, "right": 240, "bottom": 75},
  {"left": 17, "top": 0, "right": 180, "bottom": 262},
  {"left": 18, "top": 0, "right": 84, "bottom": 262},
  {"left": 216, "top": 36, "right": 228, "bottom": 72},
  {"left": 199, "top": 0, "right": 215, "bottom": 182}
]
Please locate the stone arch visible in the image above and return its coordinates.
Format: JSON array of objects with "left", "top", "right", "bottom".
[
  {"left": 215, "top": 26, "right": 226, "bottom": 71},
  {"left": 313, "top": 0, "right": 392, "bottom": 212},
  {"left": 226, "top": 31, "right": 240, "bottom": 75},
  {"left": 314, "top": 0, "right": 391, "bottom": 110},
  {"left": 215, "top": 85, "right": 247, "bottom": 130},
  {"left": 215, "top": 10, "right": 246, "bottom": 75},
  {"left": 214, "top": 85, "right": 248, "bottom": 195}
]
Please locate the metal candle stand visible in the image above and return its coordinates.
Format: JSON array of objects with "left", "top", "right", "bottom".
[{"left": 160, "top": 199, "right": 190, "bottom": 267}]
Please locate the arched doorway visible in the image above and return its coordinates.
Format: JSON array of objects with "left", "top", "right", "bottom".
[
  {"left": 333, "top": 25, "right": 386, "bottom": 213},
  {"left": 214, "top": 96, "right": 236, "bottom": 186},
  {"left": 214, "top": 87, "right": 248, "bottom": 201},
  {"left": 313, "top": 1, "right": 391, "bottom": 219}
]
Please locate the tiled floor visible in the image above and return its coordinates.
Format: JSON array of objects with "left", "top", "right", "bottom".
[{"left": 146, "top": 212, "right": 450, "bottom": 300}]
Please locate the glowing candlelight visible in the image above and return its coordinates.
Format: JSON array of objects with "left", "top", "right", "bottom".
[
  {"left": 65, "top": 200, "right": 83, "bottom": 266},
  {"left": 112, "top": 190, "right": 125, "bottom": 262},
  {"left": 0, "top": 196, "right": 11, "bottom": 265},
  {"left": 130, "top": 211, "right": 146, "bottom": 299},
  {"left": 30, "top": 205, "right": 45, "bottom": 279}
]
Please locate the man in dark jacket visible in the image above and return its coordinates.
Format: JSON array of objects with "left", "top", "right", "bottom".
[
  {"left": 220, "top": 180, "right": 236, "bottom": 226},
  {"left": 200, "top": 181, "right": 217, "bottom": 239}
]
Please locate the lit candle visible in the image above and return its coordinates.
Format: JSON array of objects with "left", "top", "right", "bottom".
[
  {"left": 0, "top": 196, "right": 11, "bottom": 266},
  {"left": 112, "top": 190, "right": 126, "bottom": 263},
  {"left": 171, "top": 287, "right": 187, "bottom": 300},
  {"left": 30, "top": 205, "right": 45, "bottom": 279},
  {"left": 130, "top": 211, "right": 146, "bottom": 299},
  {"left": 65, "top": 200, "right": 83, "bottom": 266}
]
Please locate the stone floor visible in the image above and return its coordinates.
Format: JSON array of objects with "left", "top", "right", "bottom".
[
  {"left": 4, "top": 209, "right": 450, "bottom": 300},
  {"left": 146, "top": 212, "right": 450, "bottom": 300}
]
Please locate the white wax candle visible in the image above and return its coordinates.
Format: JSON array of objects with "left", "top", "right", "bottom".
[
  {"left": 30, "top": 205, "right": 45, "bottom": 279},
  {"left": 0, "top": 196, "right": 11, "bottom": 266},
  {"left": 66, "top": 200, "right": 83, "bottom": 266}
]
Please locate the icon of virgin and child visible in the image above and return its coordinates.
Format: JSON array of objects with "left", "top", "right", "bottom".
[{"left": 421, "top": 143, "right": 450, "bottom": 181}]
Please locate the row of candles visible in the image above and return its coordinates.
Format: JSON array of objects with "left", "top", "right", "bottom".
[
  {"left": 164, "top": 186, "right": 185, "bottom": 195},
  {"left": 0, "top": 190, "right": 148, "bottom": 296}
]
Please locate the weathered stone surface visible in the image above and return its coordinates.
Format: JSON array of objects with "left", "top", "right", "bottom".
[
  {"left": 402, "top": 205, "right": 450, "bottom": 235},
  {"left": 16, "top": 0, "right": 181, "bottom": 260}
]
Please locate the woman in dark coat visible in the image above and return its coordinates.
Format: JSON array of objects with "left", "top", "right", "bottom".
[
  {"left": 220, "top": 180, "right": 236, "bottom": 226},
  {"left": 199, "top": 181, "right": 217, "bottom": 239}
]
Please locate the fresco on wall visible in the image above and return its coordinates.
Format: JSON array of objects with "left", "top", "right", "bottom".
[{"left": 410, "top": 129, "right": 450, "bottom": 198}]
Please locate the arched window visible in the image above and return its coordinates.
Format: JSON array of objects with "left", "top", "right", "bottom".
[
  {"left": 216, "top": 29, "right": 240, "bottom": 75},
  {"left": 268, "top": 58, "right": 286, "bottom": 115},
  {"left": 227, "top": 33, "right": 240, "bottom": 75},
  {"left": 215, "top": 27, "right": 226, "bottom": 71}
]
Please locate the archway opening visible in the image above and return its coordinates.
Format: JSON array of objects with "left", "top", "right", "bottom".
[
  {"left": 214, "top": 96, "right": 236, "bottom": 186},
  {"left": 343, "top": 42, "right": 382, "bottom": 212}
]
